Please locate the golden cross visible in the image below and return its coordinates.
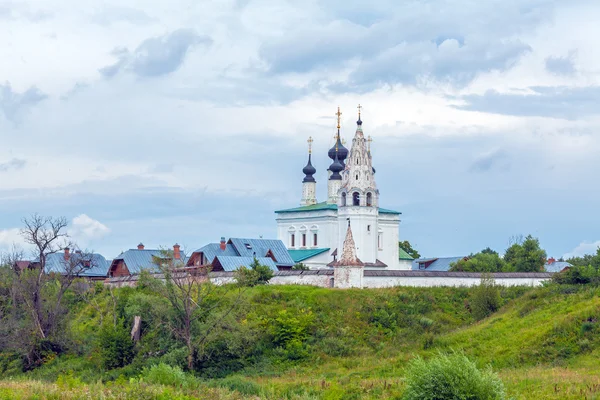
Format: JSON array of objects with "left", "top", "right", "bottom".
[
  {"left": 335, "top": 106, "right": 342, "bottom": 130},
  {"left": 357, "top": 104, "right": 362, "bottom": 119},
  {"left": 367, "top": 135, "right": 372, "bottom": 151},
  {"left": 307, "top": 136, "right": 313, "bottom": 154}
]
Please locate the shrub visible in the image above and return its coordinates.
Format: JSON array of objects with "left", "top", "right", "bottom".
[
  {"left": 234, "top": 258, "right": 274, "bottom": 287},
  {"left": 402, "top": 352, "right": 506, "bottom": 400},
  {"left": 141, "top": 363, "right": 192, "bottom": 388},
  {"left": 552, "top": 266, "right": 600, "bottom": 285},
  {"left": 471, "top": 276, "right": 501, "bottom": 321},
  {"left": 97, "top": 321, "right": 135, "bottom": 370}
]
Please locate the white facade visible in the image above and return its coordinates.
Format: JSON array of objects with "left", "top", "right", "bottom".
[{"left": 275, "top": 110, "right": 407, "bottom": 270}]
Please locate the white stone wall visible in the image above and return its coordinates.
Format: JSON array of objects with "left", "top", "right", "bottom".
[
  {"left": 106, "top": 272, "right": 552, "bottom": 289},
  {"left": 276, "top": 209, "right": 338, "bottom": 254},
  {"left": 298, "top": 250, "right": 334, "bottom": 269},
  {"left": 378, "top": 214, "right": 401, "bottom": 269},
  {"left": 362, "top": 276, "right": 547, "bottom": 288},
  {"left": 337, "top": 207, "right": 378, "bottom": 264},
  {"left": 301, "top": 181, "right": 317, "bottom": 206},
  {"left": 333, "top": 266, "right": 363, "bottom": 288}
]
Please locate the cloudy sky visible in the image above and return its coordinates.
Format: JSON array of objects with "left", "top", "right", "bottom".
[{"left": 0, "top": 0, "right": 599, "bottom": 260}]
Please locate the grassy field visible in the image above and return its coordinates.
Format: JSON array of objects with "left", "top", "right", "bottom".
[{"left": 1, "top": 283, "right": 600, "bottom": 399}]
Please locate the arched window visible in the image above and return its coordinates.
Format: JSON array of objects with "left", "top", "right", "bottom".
[
  {"left": 356, "top": 158, "right": 359, "bottom": 165},
  {"left": 302, "top": 233, "right": 307, "bottom": 247},
  {"left": 341, "top": 192, "right": 347, "bottom": 206},
  {"left": 366, "top": 192, "right": 373, "bottom": 206},
  {"left": 355, "top": 174, "right": 359, "bottom": 180},
  {"left": 352, "top": 192, "right": 360, "bottom": 206},
  {"left": 290, "top": 234, "right": 295, "bottom": 248},
  {"left": 329, "top": 277, "right": 335, "bottom": 288},
  {"left": 313, "top": 233, "right": 318, "bottom": 246}
]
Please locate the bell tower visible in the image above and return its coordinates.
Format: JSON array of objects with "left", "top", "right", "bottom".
[{"left": 337, "top": 105, "right": 379, "bottom": 264}]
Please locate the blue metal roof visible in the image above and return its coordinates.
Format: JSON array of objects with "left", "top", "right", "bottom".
[
  {"left": 192, "top": 243, "right": 239, "bottom": 262},
  {"left": 412, "top": 256, "right": 466, "bottom": 272},
  {"left": 544, "top": 261, "right": 572, "bottom": 273},
  {"left": 45, "top": 252, "right": 109, "bottom": 277},
  {"left": 112, "top": 249, "right": 165, "bottom": 274},
  {"left": 228, "top": 238, "right": 295, "bottom": 267},
  {"left": 213, "top": 256, "right": 278, "bottom": 272}
]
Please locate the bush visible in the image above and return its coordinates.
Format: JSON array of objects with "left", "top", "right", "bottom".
[
  {"left": 402, "top": 352, "right": 506, "bottom": 400},
  {"left": 141, "top": 363, "right": 192, "bottom": 388},
  {"left": 97, "top": 321, "right": 135, "bottom": 370},
  {"left": 552, "top": 266, "right": 600, "bottom": 285},
  {"left": 234, "top": 258, "right": 274, "bottom": 287},
  {"left": 471, "top": 276, "right": 501, "bottom": 321}
]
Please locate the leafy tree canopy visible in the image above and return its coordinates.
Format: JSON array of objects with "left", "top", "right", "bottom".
[
  {"left": 450, "top": 252, "right": 506, "bottom": 273},
  {"left": 234, "top": 258, "right": 274, "bottom": 287},
  {"left": 504, "top": 235, "right": 547, "bottom": 272},
  {"left": 399, "top": 240, "right": 420, "bottom": 259},
  {"left": 567, "top": 247, "right": 600, "bottom": 269}
]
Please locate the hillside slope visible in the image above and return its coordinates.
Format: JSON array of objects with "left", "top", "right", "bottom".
[{"left": 2, "top": 283, "right": 600, "bottom": 399}]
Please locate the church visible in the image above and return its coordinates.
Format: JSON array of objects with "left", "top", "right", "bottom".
[{"left": 275, "top": 106, "right": 413, "bottom": 270}]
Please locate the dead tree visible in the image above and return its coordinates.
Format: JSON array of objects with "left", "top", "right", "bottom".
[{"left": 14, "top": 214, "right": 94, "bottom": 340}]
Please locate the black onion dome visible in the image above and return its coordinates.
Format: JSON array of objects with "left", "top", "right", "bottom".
[
  {"left": 302, "top": 154, "right": 316, "bottom": 183},
  {"left": 328, "top": 135, "right": 348, "bottom": 164},
  {"left": 329, "top": 153, "right": 343, "bottom": 180},
  {"left": 357, "top": 117, "right": 363, "bottom": 126}
]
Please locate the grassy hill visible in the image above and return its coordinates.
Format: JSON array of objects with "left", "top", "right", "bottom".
[{"left": 2, "top": 282, "right": 600, "bottom": 399}]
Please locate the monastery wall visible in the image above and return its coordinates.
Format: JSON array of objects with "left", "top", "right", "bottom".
[{"left": 105, "top": 271, "right": 552, "bottom": 288}]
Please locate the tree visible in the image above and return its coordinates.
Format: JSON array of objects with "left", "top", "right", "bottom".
[
  {"left": 234, "top": 257, "right": 274, "bottom": 287},
  {"left": 153, "top": 248, "right": 244, "bottom": 371},
  {"left": 450, "top": 252, "right": 506, "bottom": 273},
  {"left": 1, "top": 215, "right": 95, "bottom": 368},
  {"left": 292, "top": 262, "right": 309, "bottom": 271},
  {"left": 399, "top": 240, "right": 420, "bottom": 259},
  {"left": 567, "top": 247, "right": 600, "bottom": 269},
  {"left": 504, "top": 235, "right": 546, "bottom": 272}
]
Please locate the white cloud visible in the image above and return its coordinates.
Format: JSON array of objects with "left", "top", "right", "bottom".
[
  {"left": 69, "top": 214, "right": 110, "bottom": 241},
  {"left": 563, "top": 240, "right": 600, "bottom": 259},
  {"left": 0, "top": 228, "right": 23, "bottom": 249}
]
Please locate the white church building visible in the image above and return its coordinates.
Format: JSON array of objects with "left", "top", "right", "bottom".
[{"left": 275, "top": 107, "right": 413, "bottom": 270}]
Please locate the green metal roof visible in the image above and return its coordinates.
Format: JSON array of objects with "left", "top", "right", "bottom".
[
  {"left": 399, "top": 248, "right": 415, "bottom": 261},
  {"left": 275, "top": 202, "right": 401, "bottom": 215},
  {"left": 275, "top": 202, "right": 337, "bottom": 213},
  {"left": 288, "top": 248, "right": 331, "bottom": 263}
]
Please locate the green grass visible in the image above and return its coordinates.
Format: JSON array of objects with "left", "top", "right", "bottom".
[{"left": 2, "top": 283, "right": 600, "bottom": 399}]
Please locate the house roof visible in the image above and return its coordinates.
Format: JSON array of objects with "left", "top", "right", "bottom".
[
  {"left": 275, "top": 201, "right": 401, "bottom": 215},
  {"left": 288, "top": 248, "right": 331, "bottom": 263},
  {"left": 45, "top": 252, "right": 110, "bottom": 277},
  {"left": 212, "top": 256, "right": 278, "bottom": 272},
  {"left": 544, "top": 261, "right": 572, "bottom": 273},
  {"left": 412, "top": 256, "right": 466, "bottom": 272},
  {"left": 192, "top": 243, "right": 239, "bottom": 263},
  {"left": 398, "top": 248, "right": 414, "bottom": 261},
  {"left": 227, "top": 238, "right": 295, "bottom": 267},
  {"left": 111, "top": 249, "right": 166, "bottom": 275}
]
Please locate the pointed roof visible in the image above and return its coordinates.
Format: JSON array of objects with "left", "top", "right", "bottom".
[{"left": 334, "top": 222, "right": 364, "bottom": 267}]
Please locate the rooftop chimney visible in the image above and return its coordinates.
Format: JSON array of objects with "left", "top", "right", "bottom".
[
  {"left": 173, "top": 243, "right": 181, "bottom": 260},
  {"left": 64, "top": 247, "right": 70, "bottom": 261},
  {"left": 137, "top": 243, "right": 145, "bottom": 250},
  {"left": 548, "top": 257, "right": 556, "bottom": 264},
  {"left": 220, "top": 237, "right": 226, "bottom": 251}
]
